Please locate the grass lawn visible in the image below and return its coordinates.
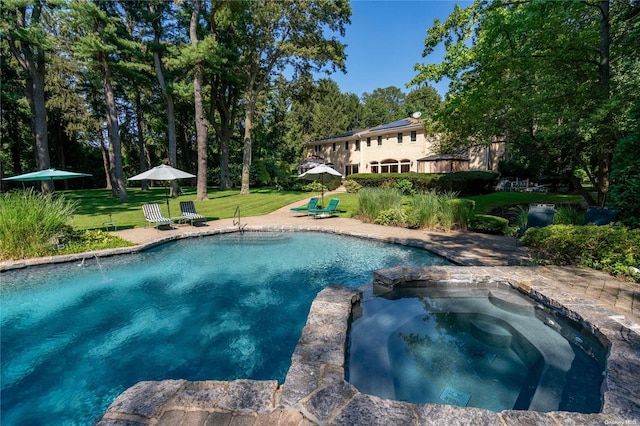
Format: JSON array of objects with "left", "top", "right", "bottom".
[
  {"left": 61, "top": 187, "right": 582, "bottom": 230},
  {"left": 63, "top": 187, "right": 360, "bottom": 230},
  {"left": 465, "top": 192, "right": 583, "bottom": 215}
]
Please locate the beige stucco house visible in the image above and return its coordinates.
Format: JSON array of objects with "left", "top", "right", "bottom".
[{"left": 301, "top": 117, "right": 506, "bottom": 177}]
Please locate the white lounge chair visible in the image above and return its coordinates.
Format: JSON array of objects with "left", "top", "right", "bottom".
[
  {"left": 142, "top": 203, "right": 173, "bottom": 229},
  {"left": 179, "top": 201, "right": 206, "bottom": 225}
]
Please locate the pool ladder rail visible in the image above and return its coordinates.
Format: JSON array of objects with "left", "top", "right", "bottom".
[{"left": 233, "top": 205, "right": 247, "bottom": 234}]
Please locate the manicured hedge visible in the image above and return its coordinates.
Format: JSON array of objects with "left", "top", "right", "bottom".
[
  {"left": 347, "top": 171, "right": 499, "bottom": 196},
  {"left": 521, "top": 224, "right": 640, "bottom": 282},
  {"left": 468, "top": 215, "right": 509, "bottom": 235}
]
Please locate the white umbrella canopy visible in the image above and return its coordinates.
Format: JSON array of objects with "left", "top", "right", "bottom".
[
  {"left": 127, "top": 164, "right": 195, "bottom": 181},
  {"left": 298, "top": 164, "right": 343, "bottom": 206},
  {"left": 128, "top": 165, "right": 196, "bottom": 217}
]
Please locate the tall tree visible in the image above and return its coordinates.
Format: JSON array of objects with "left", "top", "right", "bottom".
[
  {"left": 360, "top": 86, "right": 406, "bottom": 128},
  {"left": 65, "top": 0, "right": 135, "bottom": 201},
  {"left": 188, "top": 0, "right": 214, "bottom": 201},
  {"left": 3, "top": 0, "right": 53, "bottom": 192},
  {"left": 236, "top": 0, "right": 351, "bottom": 194},
  {"left": 146, "top": 0, "right": 179, "bottom": 195},
  {"left": 403, "top": 85, "right": 441, "bottom": 120},
  {"left": 412, "top": 0, "right": 639, "bottom": 206}
]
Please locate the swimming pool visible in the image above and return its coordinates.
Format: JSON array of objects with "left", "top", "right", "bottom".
[
  {"left": 0, "top": 232, "right": 450, "bottom": 425},
  {"left": 347, "top": 285, "right": 606, "bottom": 413}
]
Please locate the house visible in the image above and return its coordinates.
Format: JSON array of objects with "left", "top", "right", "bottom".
[{"left": 301, "top": 117, "right": 506, "bottom": 177}]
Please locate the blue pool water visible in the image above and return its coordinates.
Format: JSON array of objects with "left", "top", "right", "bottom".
[
  {"left": 348, "top": 287, "right": 605, "bottom": 413},
  {"left": 0, "top": 232, "right": 450, "bottom": 425}
]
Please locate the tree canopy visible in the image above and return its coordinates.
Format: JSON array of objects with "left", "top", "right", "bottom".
[{"left": 412, "top": 0, "right": 640, "bottom": 206}]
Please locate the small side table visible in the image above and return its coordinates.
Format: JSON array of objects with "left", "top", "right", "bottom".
[{"left": 103, "top": 221, "right": 117, "bottom": 231}]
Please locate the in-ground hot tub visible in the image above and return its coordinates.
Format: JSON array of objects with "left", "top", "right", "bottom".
[{"left": 347, "top": 282, "right": 607, "bottom": 413}]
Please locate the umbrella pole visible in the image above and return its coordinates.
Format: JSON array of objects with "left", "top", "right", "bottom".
[{"left": 166, "top": 182, "right": 171, "bottom": 217}]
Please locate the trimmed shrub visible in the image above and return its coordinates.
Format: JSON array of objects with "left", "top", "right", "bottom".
[
  {"left": 374, "top": 208, "right": 407, "bottom": 226},
  {"left": 347, "top": 171, "right": 499, "bottom": 195},
  {"left": 344, "top": 179, "right": 362, "bottom": 193},
  {"left": 521, "top": 225, "right": 640, "bottom": 282},
  {"left": 468, "top": 215, "right": 509, "bottom": 235}
]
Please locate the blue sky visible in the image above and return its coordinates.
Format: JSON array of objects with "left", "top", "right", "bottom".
[{"left": 326, "top": 0, "right": 472, "bottom": 99}]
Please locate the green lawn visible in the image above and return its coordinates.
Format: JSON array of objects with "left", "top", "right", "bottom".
[
  {"left": 465, "top": 192, "right": 583, "bottom": 215},
  {"left": 63, "top": 187, "right": 360, "bottom": 230},
  {"left": 61, "top": 187, "right": 582, "bottom": 230}
]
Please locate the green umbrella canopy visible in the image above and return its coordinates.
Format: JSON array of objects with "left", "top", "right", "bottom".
[{"left": 2, "top": 168, "right": 92, "bottom": 182}]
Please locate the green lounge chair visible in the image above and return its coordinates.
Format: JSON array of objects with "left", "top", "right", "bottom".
[
  {"left": 290, "top": 197, "right": 319, "bottom": 215},
  {"left": 309, "top": 198, "right": 340, "bottom": 218}
]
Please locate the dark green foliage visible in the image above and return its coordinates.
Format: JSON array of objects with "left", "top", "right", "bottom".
[
  {"left": 468, "top": 214, "right": 509, "bottom": 235},
  {"left": 609, "top": 107, "right": 640, "bottom": 229},
  {"left": 521, "top": 225, "right": 640, "bottom": 282},
  {"left": 58, "top": 229, "right": 133, "bottom": 254},
  {"left": 348, "top": 171, "right": 499, "bottom": 195},
  {"left": 498, "top": 159, "right": 535, "bottom": 179}
]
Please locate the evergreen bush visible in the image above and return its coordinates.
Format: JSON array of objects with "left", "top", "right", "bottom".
[
  {"left": 521, "top": 225, "right": 640, "bottom": 282},
  {"left": 468, "top": 214, "right": 509, "bottom": 235},
  {"left": 609, "top": 106, "right": 640, "bottom": 229}
]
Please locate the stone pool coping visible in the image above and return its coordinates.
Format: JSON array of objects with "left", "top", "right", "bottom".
[{"left": 96, "top": 266, "right": 640, "bottom": 425}]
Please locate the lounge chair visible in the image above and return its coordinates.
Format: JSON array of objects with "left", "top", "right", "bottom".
[
  {"left": 290, "top": 197, "right": 319, "bottom": 215},
  {"left": 179, "top": 201, "right": 206, "bottom": 225},
  {"left": 142, "top": 203, "right": 173, "bottom": 229},
  {"left": 309, "top": 198, "right": 340, "bottom": 218}
]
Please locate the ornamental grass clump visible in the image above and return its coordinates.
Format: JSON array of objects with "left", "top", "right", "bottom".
[
  {"left": 357, "top": 187, "right": 403, "bottom": 223},
  {"left": 0, "top": 190, "right": 78, "bottom": 260}
]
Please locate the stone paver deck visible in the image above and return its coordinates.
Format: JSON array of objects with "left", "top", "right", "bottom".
[{"left": 2, "top": 194, "right": 638, "bottom": 425}]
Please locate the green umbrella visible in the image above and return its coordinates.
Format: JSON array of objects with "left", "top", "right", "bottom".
[{"left": 2, "top": 168, "right": 92, "bottom": 182}]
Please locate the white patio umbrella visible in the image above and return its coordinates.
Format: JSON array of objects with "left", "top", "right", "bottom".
[
  {"left": 128, "top": 165, "right": 195, "bottom": 217},
  {"left": 298, "top": 164, "right": 343, "bottom": 207}
]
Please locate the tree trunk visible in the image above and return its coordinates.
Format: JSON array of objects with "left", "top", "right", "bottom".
[
  {"left": 100, "top": 128, "right": 112, "bottom": 190},
  {"left": 191, "top": 0, "right": 209, "bottom": 201},
  {"left": 7, "top": 2, "right": 53, "bottom": 192},
  {"left": 150, "top": 3, "right": 179, "bottom": 196},
  {"left": 101, "top": 53, "right": 128, "bottom": 202},
  {"left": 134, "top": 89, "right": 149, "bottom": 191},
  {"left": 211, "top": 78, "right": 236, "bottom": 190},
  {"left": 596, "top": 0, "right": 612, "bottom": 207},
  {"left": 240, "top": 100, "right": 254, "bottom": 195}
]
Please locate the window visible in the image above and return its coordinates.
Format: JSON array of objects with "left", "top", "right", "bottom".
[
  {"left": 345, "top": 141, "right": 349, "bottom": 150},
  {"left": 355, "top": 140, "right": 360, "bottom": 151},
  {"left": 377, "top": 136, "right": 382, "bottom": 146},
  {"left": 397, "top": 133, "right": 403, "bottom": 144},
  {"left": 332, "top": 143, "right": 336, "bottom": 152},
  {"left": 411, "top": 131, "right": 417, "bottom": 142},
  {"left": 366, "top": 137, "right": 371, "bottom": 147},
  {"left": 314, "top": 145, "right": 319, "bottom": 153}
]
